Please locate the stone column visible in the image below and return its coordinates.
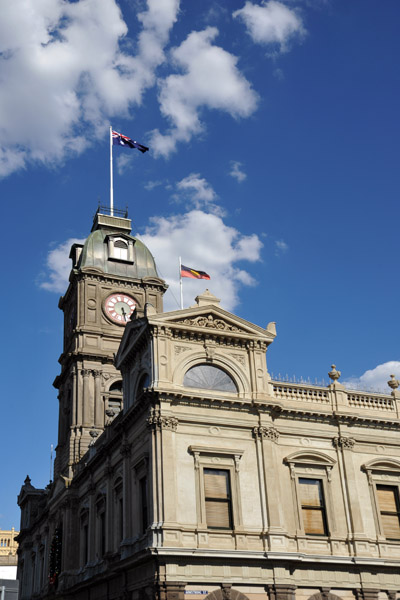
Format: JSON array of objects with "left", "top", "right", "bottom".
[
  {"left": 71, "top": 365, "right": 77, "bottom": 425},
  {"left": 120, "top": 442, "right": 132, "bottom": 540},
  {"left": 147, "top": 410, "right": 178, "bottom": 525},
  {"left": 254, "top": 426, "right": 285, "bottom": 536},
  {"left": 82, "top": 369, "right": 91, "bottom": 426},
  {"left": 93, "top": 370, "right": 103, "bottom": 428},
  {"left": 63, "top": 497, "right": 79, "bottom": 571},
  {"left": 88, "top": 483, "right": 96, "bottom": 562},
  {"left": 105, "top": 462, "right": 113, "bottom": 553},
  {"left": 274, "top": 585, "right": 297, "bottom": 600},
  {"left": 333, "top": 436, "right": 366, "bottom": 540},
  {"left": 159, "top": 583, "right": 186, "bottom": 600}
]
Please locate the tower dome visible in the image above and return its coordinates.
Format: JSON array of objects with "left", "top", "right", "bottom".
[{"left": 71, "top": 210, "right": 159, "bottom": 279}]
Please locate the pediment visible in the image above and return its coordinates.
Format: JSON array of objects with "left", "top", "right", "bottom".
[
  {"left": 284, "top": 451, "right": 336, "bottom": 467},
  {"left": 149, "top": 304, "right": 276, "bottom": 341},
  {"left": 362, "top": 458, "right": 400, "bottom": 472},
  {"left": 115, "top": 319, "right": 148, "bottom": 368},
  {"left": 104, "top": 232, "right": 134, "bottom": 243}
]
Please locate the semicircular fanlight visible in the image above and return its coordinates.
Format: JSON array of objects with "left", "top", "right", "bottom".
[{"left": 183, "top": 364, "right": 237, "bottom": 393}]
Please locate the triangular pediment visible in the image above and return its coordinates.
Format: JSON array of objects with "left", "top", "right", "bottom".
[
  {"left": 115, "top": 318, "right": 148, "bottom": 368},
  {"left": 148, "top": 303, "right": 276, "bottom": 341}
]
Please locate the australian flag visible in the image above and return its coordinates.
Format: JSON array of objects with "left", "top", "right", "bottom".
[{"left": 112, "top": 130, "right": 149, "bottom": 153}]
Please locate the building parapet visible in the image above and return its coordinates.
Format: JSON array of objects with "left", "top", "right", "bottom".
[{"left": 270, "top": 378, "right": 400, "bottom": 420}]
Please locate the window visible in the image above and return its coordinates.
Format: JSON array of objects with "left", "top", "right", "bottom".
[
  {"left": 80, "top": 511, "right": 89, "bottom": 565},
  {"left": 99, "top": 511, "right": 106, "bottom": 556},
  {"left": 139, "top": 476, "right": 148, "bottom": 534},
  {"left": 105, "top": 380, "right": 123, "bottom": 422},
  {"left": 107, "top": 236, "right": 133, "bottom": 262},
  {"left": 204, "top": 469, "right": 232, "bottom": 529},
  {"left": 96, "top": 496, "right": 106, "bottom": 558},
  {"left": 284, "top": 451, "right": 336, "bottom": 537},
  {"left": 376, "top": 485, "right": 400, "bottom": 539},
  {"left": 114, "top": 478, "right": 123, "bottom": 547},
  {"left": 184, "top": 364, "right": 237, "bottom": 392},
  {"left": 189, "top": 445, "right": 243, "bottom": 531},
  {"left": 362, "top": 458, "right": 400, "bottom": 541},
  {"left": 83, "top": 523, "right": 89, "bottom": 564},
  {"left": 133, "top": 456, "right": 150, "bottom": 538},
  {"left": 298, "top": 478, "right": 328, "bottom": 536},
  {"left": 114, "top": 239, "right": 128, "bottom": 260}
]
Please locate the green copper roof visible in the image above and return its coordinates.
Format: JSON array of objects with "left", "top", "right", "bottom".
[{"left": 78, "top": 228, "right": 159, "bottom": 279}]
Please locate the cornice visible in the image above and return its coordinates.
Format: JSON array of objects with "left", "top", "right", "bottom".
[
  {"left": 151, "top": 389, "right": 400, "bottom": 430},
  {"left": 73, "top": 269, "right": 167, "bottom": 291}
]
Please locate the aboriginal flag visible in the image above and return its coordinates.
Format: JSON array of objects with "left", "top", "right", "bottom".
[{"left": 181, "top": 265, "right": 210, "bottom": 280}]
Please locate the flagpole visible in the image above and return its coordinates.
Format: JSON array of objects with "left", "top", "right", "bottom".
[
  {"left": 179, "top": 256, "right": 183, "bottom": 309},
  {"left": 110, "top": 126, "right": 114, "bottom": 216}
]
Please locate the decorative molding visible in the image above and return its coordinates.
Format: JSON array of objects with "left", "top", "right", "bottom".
[
  {"left": 332, "top": 436, "right": 355, "bottom": 450},
  {"left": 204, "top": 339, "right": 217, "bottom": 361},
  {"left": 253, "top": 426, "right": 279, "bottom": 442},
  {"left": 174, "top": 345, "right": 191, "bottom": 356},
  {"left": 176, "top": 314, "right": 241, "bottom": 332},
  {"left": 228, "top": 352, "right": 246, "bottom": 366},
  {"left": 146, "top": 413, "right": 178, "bottom": 431}
]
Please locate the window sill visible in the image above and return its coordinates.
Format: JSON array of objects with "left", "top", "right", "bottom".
[{"left": 108, "top": 258, "right": 134, "bottom": 264}]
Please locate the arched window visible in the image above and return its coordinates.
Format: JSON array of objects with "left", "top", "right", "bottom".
[
  {"left": 106, "top": 380, "right": 123, "bottom": 417},
  {"left": 183, "top": 364, "right": 237, "bottom": 393},
  {"left": 113, "top": 239, "right": 128, "bottom": 260},
  {"left": 136, "top": 373, "right": 150, "bottom": 396}
]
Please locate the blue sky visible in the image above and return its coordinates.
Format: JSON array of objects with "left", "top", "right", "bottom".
[{"left": 1, "top": 0, "right": 400, "bottom": 528}]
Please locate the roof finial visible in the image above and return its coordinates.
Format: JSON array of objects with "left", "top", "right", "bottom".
[
  {"left": 328, "top": 364, "right": 341, "bottom": 382},
  {"left": 388, "top": 374, "right": 399, "bottom": 391}
]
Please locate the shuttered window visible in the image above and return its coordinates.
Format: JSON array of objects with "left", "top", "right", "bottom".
[
  {"left": 204, "top": 468, "right": 232, "bottom": 529},
  {"left": 377, "top": 485, "right": 400, "bottom": 539},
  {"left": 299, "top": 478, "right": 328, "bottom": 536}
]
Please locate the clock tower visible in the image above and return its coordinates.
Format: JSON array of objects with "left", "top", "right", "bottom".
[{"left": 53, "top": 208, "right": 167, "bottom": 480}]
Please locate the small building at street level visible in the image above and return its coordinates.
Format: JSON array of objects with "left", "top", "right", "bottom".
[{"left": 17, "top": 210, "right": 400, "bottom": 600}]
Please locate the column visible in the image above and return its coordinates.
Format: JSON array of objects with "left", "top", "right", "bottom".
[
  {"left": 120, "top": 442, "right": 132, "bottom": 541},
  {"left": 255, "top": 426, "right": 285, "bottom": 535},
  {"left": 93, "top": 370, "right": 103, "bottom": 428},
  {"left": 333, "top": 436, "right": 366, "bottom": 540},
  {"left": 159, "top": 583, "right": 186, "bottom": 600},
  {"left": 82, "top": 369, "right": 91, "bottom": 426}
]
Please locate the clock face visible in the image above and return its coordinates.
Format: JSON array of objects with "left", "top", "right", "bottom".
[{"left": 104, "top": 293, "right": 136, "bottom": 324}]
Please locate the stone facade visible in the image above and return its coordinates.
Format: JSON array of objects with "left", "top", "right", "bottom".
[
  {"left": 0, "top": 528, "right": 19, "bottom": 560},
  {"left": 16, "top": 214, "right": 400, "bottom": 600}
]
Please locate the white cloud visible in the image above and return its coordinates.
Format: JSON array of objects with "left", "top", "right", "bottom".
[
  {"left": 138, "top": 209, "right": 263, "bottom": 311},
  {"left": 0, "top": 0, "right": 179, "bottom": 177},
  {"left": 229, "top": 161, "right": 247, "bottom": 182},
  {"left": 233, "top": 1, "right": 305, "bottom": 52},
  {"left": 40, "top": 238, "right": 85, "bottom": 293},
  {"left": 144, "top": 179, "right": 164, "bottom": 190},
  {"left": 175, "top": 173, "right": 221, "bottom": 214},
  {"left": 343, "top": 361, "right": 400, "bottom": 394},
  {"left": 149, "top": 27, "right": 259, "bottom": 157},
  {"left": 275, "top": 239, "right": 288, "bottom": 254},
  {"left": 116, "top": 153, "right": 135, "bottom": 175}
]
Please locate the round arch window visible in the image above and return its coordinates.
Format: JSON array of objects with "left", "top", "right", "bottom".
[{"left": 183, "top": 364, "right": 237, "bottom": 393}]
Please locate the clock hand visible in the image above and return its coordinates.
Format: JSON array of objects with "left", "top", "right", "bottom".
[{"left": 121, "top": 307, "right": 127, "bottom": 321}]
